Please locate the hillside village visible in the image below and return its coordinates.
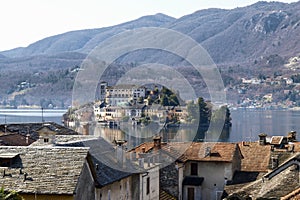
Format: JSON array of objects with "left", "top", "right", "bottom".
[{"left": 0, "top": 122, "right": 300, "bottom": 199}]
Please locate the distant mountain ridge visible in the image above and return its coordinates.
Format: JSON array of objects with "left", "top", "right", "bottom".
[
  {"left": 1, "top": 13, "right": 175, "bottom": 58},
  {"left": 1, "top": 1, "right": 300, "bottom": 65},
  {"left": 0, "top": 1, "right": 300, "bottom": 107}
]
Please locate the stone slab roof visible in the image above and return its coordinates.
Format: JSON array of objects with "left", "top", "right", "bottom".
[
  {"left": 0, "top": 146, "right": 89, "bottom": 195},
  {"left": 0, "top": 133, "right": 35, "bottom": 146},
  {"left": 0, "top": 122, "right": 79, "bottom": 141},
  {"left": 225, "top": 159, "right": 300, "bottom": 199},
  {"left": 58, "top": 138, "right": 139, "bottom": 188}
]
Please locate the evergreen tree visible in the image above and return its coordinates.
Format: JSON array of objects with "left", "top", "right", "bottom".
[{"left": 198, "top": 97, "right": 210, "bottom": 125}]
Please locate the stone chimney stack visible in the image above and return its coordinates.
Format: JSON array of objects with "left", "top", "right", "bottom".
[
  {"left": 82, "top": 123, "right": 89, "bottom": 135},
  {"left": 259, "top": 133, "right": 267, "bottom": 145},
  {"left": 288, "top": 131, "right": 297, "bottom": 142},
  {"left": 26, "top": 134, "right": 30, "bottom": 144},
  {"left": 153, "top": 136, "right": 162, "bottom": 151},
  {"left": 115, "top": 140, "right": 126, "bottom": 165}
]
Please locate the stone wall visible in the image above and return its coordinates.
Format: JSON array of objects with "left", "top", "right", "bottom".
[{"left": 160, "top": 162, "right": 179, "bottom": 198}]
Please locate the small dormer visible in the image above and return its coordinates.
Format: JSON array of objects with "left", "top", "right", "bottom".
[{"left": 0, "top": 153, "right": 20, "bottom": 168}]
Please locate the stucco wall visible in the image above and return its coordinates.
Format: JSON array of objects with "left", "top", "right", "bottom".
[
  {"left": 75, "top": 161, "right": 95, "bottom": 200},
  {"left": 96, "top": 176, "right": 134, "bottom": 200},
  {"left": 139, "top": 166, "right": 160, "bottom": 200},
  {"left": 184, "top": 161, "right": 226, "bottom": 200}
]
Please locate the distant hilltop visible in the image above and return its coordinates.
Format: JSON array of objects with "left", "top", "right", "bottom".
[{"left": 0, "top": 1, "right": 300, "bottom": 107}]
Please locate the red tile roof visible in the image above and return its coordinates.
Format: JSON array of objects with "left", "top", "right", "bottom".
[
  {"left": 177, "top": 142, "right": 240, "bottom": 163},
  {"left": 238, "top": 142, "right": 271, "bottom": 172}
]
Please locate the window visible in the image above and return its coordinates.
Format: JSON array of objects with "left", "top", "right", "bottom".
[
  {"left": 44, "top": 138, "right": 49, "bottom": 143},
  {"left": 190, "top": 163, "right": 198, "bottom": 176},
  {"left": 187, "top": 187, "right": 195, "bottom": 200},
  {"left": 146, "top": 177, "right": 150, "bottom": 195}
]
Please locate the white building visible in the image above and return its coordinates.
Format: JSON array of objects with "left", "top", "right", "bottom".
[{"left": 105, "top": 84, "right": 146, "bottom": 106}]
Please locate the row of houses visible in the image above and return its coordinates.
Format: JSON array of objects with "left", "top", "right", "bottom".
[
  {"left": 94, "top": 82, "right": 188, "bottom": 124},
  {"left": 1, "top": 122, "right": 300, "bottom": 199},
  {"left": 94, "top": 103, "right": 188, "bottom": 123}
]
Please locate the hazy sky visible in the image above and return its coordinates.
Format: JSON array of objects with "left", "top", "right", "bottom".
[{"left": 0, "top": 0, "right": 298, "bottom": 51}]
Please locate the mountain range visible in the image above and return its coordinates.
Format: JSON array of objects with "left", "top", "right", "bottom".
[{"left": 0, "top": 1, "right": 300, "bottom": 107}]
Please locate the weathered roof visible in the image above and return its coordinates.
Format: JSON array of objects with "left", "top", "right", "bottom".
[
  {"left": 58, "top": 138, "right": 138, "bottom": 188},
  {"left": 177, "top": 142, "right": 240, "bottom": 163},
  {"left": 0, "top": 133, "right": 35, "bottom": 146},
  {"left": 0, "top": 152, "right": 19, "bottom": 158},
  {"left": 131, "top": 142, "right": 240, "bottom": 163},
  {"left": 0, "top": 146, "right": 89, "bottom": 195},
  {"left": 0, "top": 122, "right": 79, "bottom": 141},
  {"left": 270, "top": 136, "right": 284, "bottom": 145},
  {"left": 238, "top": 142, "right": 271, "bottom": 172},
  {"left": 225, "top": 154, "right": 300, "bottom": 199},
  {"left": 281, "top": 187, "right": 300, "bottom": 200}
]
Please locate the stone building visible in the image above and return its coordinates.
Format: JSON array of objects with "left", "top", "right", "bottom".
[
  {"left": 0, "top": 146, "right": 89, "bottom": 200},
  {"left": 58, "top": 138, "right": 160, "bottom": 200}
]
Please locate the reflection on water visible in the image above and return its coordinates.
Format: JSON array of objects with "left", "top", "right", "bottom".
[{"left": 89, "top": 122, "right": 231, "bottom": 150}]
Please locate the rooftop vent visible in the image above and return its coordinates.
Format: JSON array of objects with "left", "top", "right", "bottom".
[{"left": 205, "top": 147, "right": 211, "bottom": 157}]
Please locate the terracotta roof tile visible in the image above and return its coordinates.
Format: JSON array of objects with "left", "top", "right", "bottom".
[
  {"left": 238, "top": 142, "right": 271, "bottom": 172},
  {"left": 178, "top": 142, "right": 239, "bottom": 162}
]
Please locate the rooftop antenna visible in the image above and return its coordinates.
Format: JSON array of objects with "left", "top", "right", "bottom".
[
  {"left": 41, "top": 107, "right": 44, "bottom": 123},
  {"left": 4, "top": 115, "right": 7, "bottom": 133}
]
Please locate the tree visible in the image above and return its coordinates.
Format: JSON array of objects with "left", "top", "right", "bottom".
[
  {"left": 211, "top": 105, "right": 231, "bottom": 127},
  {"left": 187, "top": 101, "right": 199, "bottom": 123},
  {"left": 198, "top": 97, "right": 210, "bottom": 125},
  {"left": 0, "top": 187, "right": 24, "bottom": 200}
]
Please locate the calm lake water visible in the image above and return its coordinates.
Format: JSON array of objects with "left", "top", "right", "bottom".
[
  {"left": 0, "top": 109, "right": 66, "bottom": 124},
  {"left": 1, "top": 108, "right": 300, "bottom": 144},
  {"left": 92, "top": 109, "right": 300, "bottom": 146},
  {"left": 230, "top": 109, "right": 300, "bottom": 142}
]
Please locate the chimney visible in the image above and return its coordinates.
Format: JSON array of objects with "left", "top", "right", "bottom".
[
  {"left": 26, "top": 134, "right": 30, "bottom": 144},
  {"left": 288, "top": 131, "right": 297, "bottom": 142},
  {"left": 153, "top": 136, "right": 162, "bottom": 151},
  {"left": 82, "top": 123, "right": 89, "bottom": 135},
  {"left": 205, "top": 147, "right": 211, "bottom": 157},
  {"left": 116, "top": 140, "right": 126, "bottom": 165},
  {"left": 259, "top": 133, "right": 267, "bottom": 145},
  {"left": 271, "top": 155, "right": 279, "bottom": 169},
  {"left": 138, "top": 158, "right": 144, "bottom": 168}
]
